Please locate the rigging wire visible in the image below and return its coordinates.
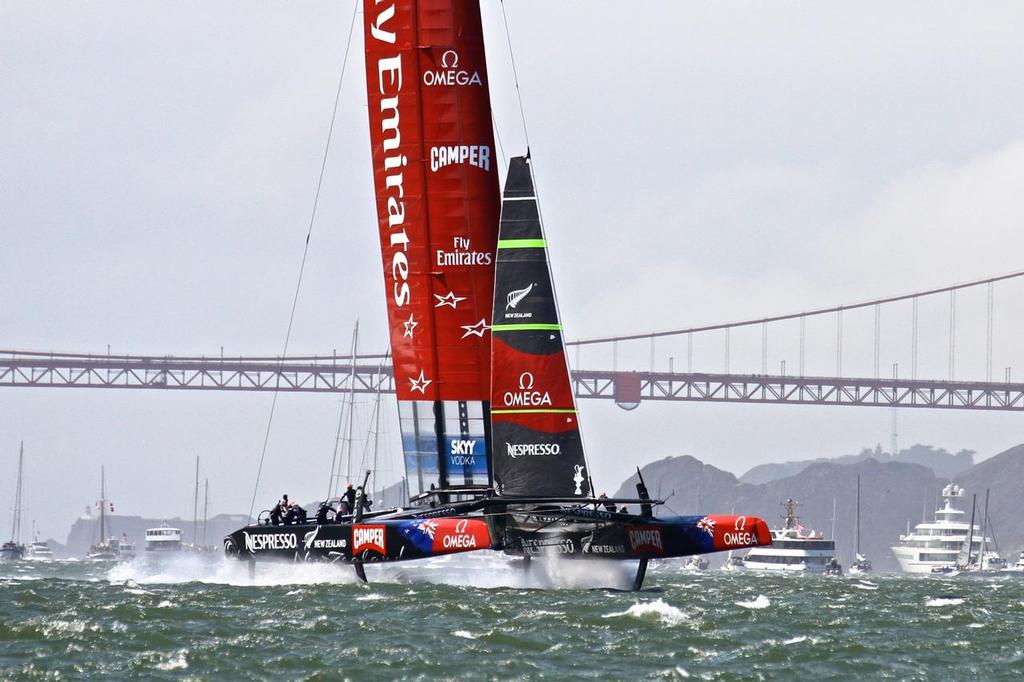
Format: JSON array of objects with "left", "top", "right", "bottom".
[
  {"left": 498, "top": 2, "right": 600, "bottom": 498},
  {"left": 499, "top": 0, "right": 531, "bottom": 151},
  {"left": 248, "top": 1, "right": 360, "bottom": 520}
]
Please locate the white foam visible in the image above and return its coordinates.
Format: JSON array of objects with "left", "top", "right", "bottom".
[
  {"left": 852, "top": 582, "right": 878, "bottom": 591},
  {"left": 926, "top": 597, "right": 965, "bottom": 607},
  {"left": 604, "top": 598, "right": 688, "bottom": 626},
  {"left": 453, "top": 630, "right": 479, "bottom": 640},
  {"left": 783, "top": 635, "right": 808, "bottom": 645},
  {"left": 100, "top": 550, "right": 644, "bottom": 591},
  {"left": 356, "top": 592, "right": 387, "bottom": 601},
  {"left": 155, "top": 650, "right": 188, "bottom": 671},
  {"left": 736, "top": 595, "right": 771, "bottom": 609}
]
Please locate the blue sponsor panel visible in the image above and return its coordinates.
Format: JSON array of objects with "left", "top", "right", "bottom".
[{"left": 444, "top": 435, "right": 489, "bottom": 486}]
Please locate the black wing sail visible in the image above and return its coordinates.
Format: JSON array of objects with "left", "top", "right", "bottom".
[{"left": 490, "top": 156, "right": 591, "bottom": 498}]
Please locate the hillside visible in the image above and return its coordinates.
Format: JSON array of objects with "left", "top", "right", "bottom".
[
  {"left": 739, "top": 444, "right": 974, "bottom": 485},
  {"left": 957, "top": 444, "right": 1024, "bottom": 564},
  {"left": 618, "top": 455, "right": 943, "bottom": 572}
]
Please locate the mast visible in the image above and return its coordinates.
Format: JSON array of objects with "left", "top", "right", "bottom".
[
  {"left": 202, "top": 478, "right": 209, "bottom": 548},
  {"left": 192, "top": 456, "right": 200, "bottom": 547},
  {"left": 99, "top": 466, "right": 106, "bottom": 543},
  {"left": 345, "top": 321, "right": 359, "bottom": 487},
  {"left": 830, "top": 496, "right": 837, "bottom": 541},
  {"left": 980, "top": 488, "right": 990, "bottom": 566},
  {"left": 855, "top": 475, "right": 861, "bottom": 556},
  {"left": 965, "top": 492, "right": 977, "bottom": 567},
  {"left": 370, "top": 349, "right": 388, "bottom": 498},
  {"left": 695, "top": 465, "right": 703, "bottom": 514},
  {"left": 10, "top": 442, "right": 24, "bottom": 544}
]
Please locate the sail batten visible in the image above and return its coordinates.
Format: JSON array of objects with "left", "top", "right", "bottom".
[{"left": 491, "top": 156, "right": 591, "bottom": 498}]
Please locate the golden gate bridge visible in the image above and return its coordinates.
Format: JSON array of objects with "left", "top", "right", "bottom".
[{"left": 3, "top": 270, "right": 1024, "bottom": 412}]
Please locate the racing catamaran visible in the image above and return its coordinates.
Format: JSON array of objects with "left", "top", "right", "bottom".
[{"left": 224, "top": 0, "right": 770, "bottom": 589}]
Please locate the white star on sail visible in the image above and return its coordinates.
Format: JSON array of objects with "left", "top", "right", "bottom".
[
  {"left": 402, "top": 313, "right": 418, "bottom": 339},
  {"left": 433, "top": 291, "right": 466, "bottom": 309},
  {"left": 409, "top": 370, "right": 432, "bottom": 394},
  {"left": 460, "top": 318, "right": 490, "bottom": 338}
]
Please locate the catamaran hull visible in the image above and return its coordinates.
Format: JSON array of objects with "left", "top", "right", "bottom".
[
  {"left": 225, "top": 513, "right": 770, "bottom": 565},
  {"left": 224, "top": 517, "right": 494, "bottom": 564},
  {"left": 501, "top": 513, "right": 771, "bottom": 561}
]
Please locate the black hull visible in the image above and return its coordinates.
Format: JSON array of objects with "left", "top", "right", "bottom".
[
  {"left": 224, "top": 509, "right": 771, "bottom": 566},
  {"left": 223, "top": 516, "right": 493, "bottom": 565}
]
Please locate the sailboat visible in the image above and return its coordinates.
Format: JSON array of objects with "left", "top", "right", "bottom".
[
  {"left": 848, "top": 475, "right": 872, "bottom": 574},
  {"left": 960, "top": 488, "right": 1005, "bottom": 575},
  {"left": 1, "top": 442, "right": 26, "bottom": 562},
  {"left": 86, "top": 466, "right": 134, "bottom": 562},
  {"left": 224, "top": 0, "right": 770, "bottom": 589}
]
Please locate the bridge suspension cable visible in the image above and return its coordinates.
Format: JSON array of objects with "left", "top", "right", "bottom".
[{"left": 566, "top": 269, "right": 1024, "bottom": 347}]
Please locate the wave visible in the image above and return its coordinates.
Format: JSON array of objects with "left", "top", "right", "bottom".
[
  {"left": 736, "top": 594, "right": 771, "bottom": 609},
  {"left": 604, "top": 598, "right": 688, "bottom": 626},
  {"left": 925, "top": 597, "right": 965, "bottom": 607}
]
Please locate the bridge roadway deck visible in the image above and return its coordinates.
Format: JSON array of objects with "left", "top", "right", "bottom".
[{"left": 2, "top": 352, "right": 1023, "bottom": 411}]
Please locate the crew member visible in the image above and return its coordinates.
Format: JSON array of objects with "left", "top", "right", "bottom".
[
  {"left": 286, "top": 501, "right": 307, "bottom": 525},
  {"left": 270, "top": 494, "right": 289, "bottom": 525},
  {"left": 343, "top": 483, "right": 356, "bottom": 515},
  {"left": 598, "top": 493, "right": 617, "bottom": 514},
  {"left": 315, "top": 501, "right": 332, "bottom": 524},
  {"left": 354, "top": 486, "right": 373, "bottom": 514}
]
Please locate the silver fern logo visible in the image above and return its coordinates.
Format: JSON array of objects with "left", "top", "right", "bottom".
[{"left": 505, "top": 283, "right": 535, "bottom": 310}]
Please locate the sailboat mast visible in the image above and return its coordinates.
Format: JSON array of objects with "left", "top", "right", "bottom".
[
  {"left": 695, "top": 465, "right": 703, "bottom": 514},
  {"left": 344, "top": 322, "right": 359, "bottom": 490},
  {"left": 192, "top": 456, "right": 200, "bottom": 546},
  {"left": 980, "top": 488, "right": 990, "bottom": 565},
  {"left": 202, "top": 478, "right": 209, "bottom": 548},
  {"left": 99, "top": 466, "right": 106, "bottom": 542},
  {"left": 369, "top": 349, "right": 387, "bottom": 499},
  {"left": 830, "top": 496, "right": 837, "bottom": 541},
  {"left": 855, "top": 475, "right": 861, "bottom": 556},
  {"left": 11, "top": 441, "right": 24, "bottom": 543},
  {"left": 965, "top": 493, "right": 977, "bottom": 566}
]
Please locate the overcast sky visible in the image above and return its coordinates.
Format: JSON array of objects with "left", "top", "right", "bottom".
[{"left": 3, "top": 1, "right": 1024, "bottom": 540}]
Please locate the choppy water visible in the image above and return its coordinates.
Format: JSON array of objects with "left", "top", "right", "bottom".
[{"left": 2, "top": 555, "right": 1024, "bottom": 680}]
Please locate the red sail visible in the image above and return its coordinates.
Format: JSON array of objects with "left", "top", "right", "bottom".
[{"left": 363, "top": 0, "right": 500, "bottom": 402}]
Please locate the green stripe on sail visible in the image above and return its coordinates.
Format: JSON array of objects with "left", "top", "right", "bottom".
[
  {"left": 491, "top": 323, "right": 562, "bottom": 332},
  {"left": 491, "top": 408, "right": 577, "bottom": 415},
  {"left": 497, "top": 238, "right": 546, "bottom": 249}
]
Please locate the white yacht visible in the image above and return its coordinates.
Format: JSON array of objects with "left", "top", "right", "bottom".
[
  {"left": 25, "top": 528, "right": 54, "bottom": 561},
  {"left": 891, "top": 484, "right": 994, "bottom": 574},
  {"left": 145, "top": 525, "right": 183, "bottom": 552},
  {"left": 734, "top": 499, "right": 842, "bottom": 575},
  {"left": 117, "top": 535, "right": 137, "bottom": 561},
  {"left": 1000, "top": 551, "right": 1024, "bottom": 575}
]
